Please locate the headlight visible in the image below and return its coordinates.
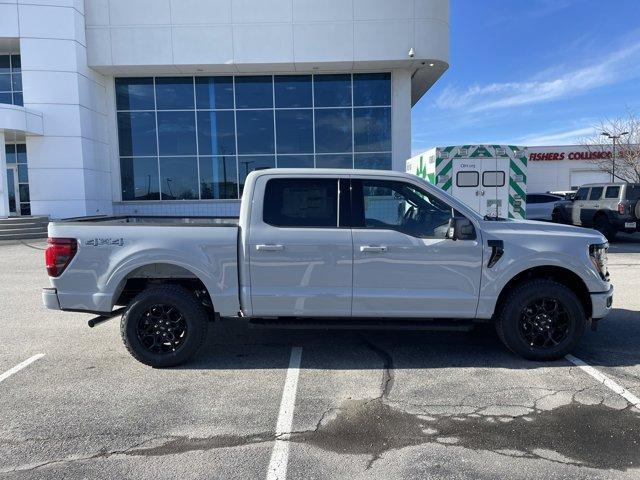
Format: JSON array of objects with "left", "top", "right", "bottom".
[{"left": 589, "top": 243, "right": 609, "bottom": 281}]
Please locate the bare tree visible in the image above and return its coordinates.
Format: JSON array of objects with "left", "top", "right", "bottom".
[{"left": 580, "top": 111, "right": 640, "bottom": 183}]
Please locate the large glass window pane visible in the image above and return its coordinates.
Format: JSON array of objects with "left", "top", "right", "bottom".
[
  {"left": 235, "top": 76, "right": 273, "bottom": 109},
  {"left": 18, "top": 164, "right": 28, "bottom": 183},
  {"left": 236, "top": 110, "right": 275, "bottom": 154},
  {"left": 5, "top": 145, "right": 16, "bottom": 163},
  {"left": 354, "top": 153, "right": 391, "bottom": 170},
  {"left": 199, "top": 156, "right": 238, "bottom": 199},
  {"left": 0, "top": 74, "right": 10, "bottom": 91},
  {"left": 238, "top": 156, "right": 275, "bottom": 194},
  {"left": 115, "top": 78, "right": 155, "bottom": 111},
  {"left": 195, "top": 76, "right": 234, "bottom": 109},
  {"left": 157, "top": 111, "right": 197, "bottom": 156},
  {"left": 20, "top": 203, "right": 31, "bottom": 216},
  {"left": 315, "top": 108, "right": 352, "bottom": 153},
  {"left": 276, "top": 110, "right": 313, "bottom": 154},
  {"left": 120, "top": 157, "right": 160, "bottom": 201},
  {"left": 160, "top": 157, "right": 199, "bottom": 200},
  {"left": 16, "top": 144, "right": 26, "bottom": 163},
  {"left": 0, "top": 93, "right": 11, "bottom": 104},
  {"left": 19, "top": 184, "right": 30, "bottom": 203},
  {"left": 264, "top": 178, "right": 338, "bottom": 227},
  {"left": 277, "top": 155, "right": 314, "bottom": 168},
  {"left": 155, "top": 77, "right": 195, "bottom": 110},
  {"left": 0, "top": 56, "right": 9, "bottom": 74},
  {"left": 12, "top": 93, "right": 22, "bottom": 106},
  {"left": 354, "top": 107, "right": 391, "bottom": 152},
  {"left": 117, "top": 112, "right": 157, "bottom": 156},
  {"left": 10, "top": 55, "right": 20, "bottom": 71},
  {"left": 316, "top": 154, "right": 353, "bottom": 169},
  {"left": 197, "top": 111, "right": 236, "bottom": 156},
  {"left": 274, "top": 75, "right": 312, "bottom": 108},
  {"left": 314, "top": 74, "right": 351, "bottom": 107},
  {"left": 12, "top": 73, "right": 22, "bottom": 92},
  {"left": 353, "top": 73, "right": 391, "bottom": 106}
]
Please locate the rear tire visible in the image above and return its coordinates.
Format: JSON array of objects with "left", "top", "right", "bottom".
[
  {"left": 495, "top": 279, "right": 586, "bottom": 361},
  {"left": 121, "top": 285, "right": 208, "bottom": 367},
  {"left": 551, "top": 209, "right": 563, "bottom": 224},
  {"left": 594, "top": 215, "right": 617, "bottom": 241}
]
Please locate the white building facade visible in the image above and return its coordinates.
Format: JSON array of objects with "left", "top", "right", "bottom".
[{"left": 0, "top": 0, "right": 450, "bottom": 219}]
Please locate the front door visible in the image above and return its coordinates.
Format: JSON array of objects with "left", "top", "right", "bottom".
[
  {"left": 571, "top": 186, "right": 590, "bottom": 226},
  {"left": 351, "top": 178, "right": 484, "bottom": 318},
  {"left": 248, "top": 176, "right": 353, "bottom": 317},
  {"left": 6, "top": 166, "right": 19, "bottom": 216}
]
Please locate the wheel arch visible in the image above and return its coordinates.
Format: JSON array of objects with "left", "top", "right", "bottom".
[
  {"left": 494, "top": 265, "right": 592, "bottom": 320},
  {"left": 112, "top": 262, "right": 215, "bottom": 313}
]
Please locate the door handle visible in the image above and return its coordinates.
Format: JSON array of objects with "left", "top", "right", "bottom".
[
  {"left": 256, "top": 244, "right": 284, "bottom": 252},
  {"left": 360, "top": 245, "right": 388, "bottom": 253}
]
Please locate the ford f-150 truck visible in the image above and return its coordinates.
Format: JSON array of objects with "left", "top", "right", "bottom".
[{"left": 42, "top": 169, "right": 614, "bottom": 367}]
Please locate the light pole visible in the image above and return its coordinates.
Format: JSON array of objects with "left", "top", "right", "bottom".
[{"left": 601, "top": 131, "right": 629, "bottom": 182}]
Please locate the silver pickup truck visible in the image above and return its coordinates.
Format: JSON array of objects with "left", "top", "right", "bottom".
[{"left": 42, "top": 169, "right": 614, "bottom": 367}]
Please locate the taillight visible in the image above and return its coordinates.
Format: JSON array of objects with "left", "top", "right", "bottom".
[
  {"left": 45, "top": 238, "right": 77, "bottom": 277},
  {"left": 618, "top": 202, "right": 626, "bottom": 215}
]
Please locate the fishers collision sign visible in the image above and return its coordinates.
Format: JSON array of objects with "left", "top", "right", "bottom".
[{"left": 528, "top": 147, "right": 613, "bottom": 161}]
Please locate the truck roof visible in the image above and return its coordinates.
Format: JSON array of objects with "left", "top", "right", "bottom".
[{"left": 247, "top": 168, "right": 412, "bottom": 179}]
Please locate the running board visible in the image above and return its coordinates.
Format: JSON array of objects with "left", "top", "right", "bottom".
[{"left": 248, "top": 318, "right": 475, "bottom": 331}]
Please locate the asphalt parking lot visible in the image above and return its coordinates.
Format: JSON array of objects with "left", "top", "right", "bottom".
[{"left": 1, "top": 235, "right": 640, "bottom": 479}]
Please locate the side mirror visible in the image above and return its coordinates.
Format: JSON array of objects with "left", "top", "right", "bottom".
[{"left": 447, "top": 217, "right": 476, "bottom": 241}]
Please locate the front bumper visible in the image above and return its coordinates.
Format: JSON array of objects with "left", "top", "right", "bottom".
[
  {"left": 42, "top": 288, "right": 61, "bottom": 310},
  {"left": 591, "top": 284, "right": 614, "bottom": 320}
]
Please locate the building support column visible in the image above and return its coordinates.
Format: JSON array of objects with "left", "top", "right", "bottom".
[{"left": 0, "top": 130, "right": 9, "bottom": 218}]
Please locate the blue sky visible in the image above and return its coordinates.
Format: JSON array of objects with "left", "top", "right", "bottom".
[{"left": 411, "top": 0, "right": 640, "bottom": 154}]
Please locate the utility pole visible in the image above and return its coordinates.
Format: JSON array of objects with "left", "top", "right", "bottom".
[{"left": 601, "top": 131, "right": 629, "bottom": 182}]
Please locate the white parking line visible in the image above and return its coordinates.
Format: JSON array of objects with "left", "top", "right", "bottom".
[
  {"left": 566, "top": 354, "right": 640, "bottom": 409},
  {"left": 267, "top": 347, "right": 303, "bottom": 480},
  {"left": 0, "top": 354, "right": 45, "bottom": 384}
]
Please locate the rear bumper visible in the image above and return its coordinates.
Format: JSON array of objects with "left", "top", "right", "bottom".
[
  {"left": 42, "top": 288, "right": 61, "bottom": 310},
  {"left": 591, "top": 285, "right": 614, "bottom": 320}
]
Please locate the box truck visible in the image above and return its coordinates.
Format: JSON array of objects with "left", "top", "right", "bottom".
[{"left": 407, "top": 145, "right": 528, "bottom": 219}]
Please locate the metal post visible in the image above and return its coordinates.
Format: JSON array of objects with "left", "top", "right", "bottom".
[{"left": 612, "top": 136, "right": 616, "bottom": 182}]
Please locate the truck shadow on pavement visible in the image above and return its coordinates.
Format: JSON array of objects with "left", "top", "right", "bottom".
[{"left": 183, "top": 307, "right": 640, "bottom": 372}]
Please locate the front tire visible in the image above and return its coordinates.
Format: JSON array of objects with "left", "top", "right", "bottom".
[
  {"left": 121, "top": 285, "right": 208, "bottom": 367},
  {"left": 495, "top": 279, "right": 586, "bottom": 361},
  {"left": 594, "top": 215, "right": 617, "bottom": 241}
]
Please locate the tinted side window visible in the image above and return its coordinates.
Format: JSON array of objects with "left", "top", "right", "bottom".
[
  {"left": 589, "top": 187, "right": 603, "bottom": 200},
  {"left": 575, "top": 188, "right": 589, "bottom": 200},
  {"left": 263, "top": 178, "right": 338, "bottom": 227},
  {"left": 356, "top": 180, "right": 453, "bottom": 238},
  {"left": 526, "top": 194, "right": 540, "bottom": 204},
  {"left": 605, "top": 186, "right": 620, "bottom": 199}
]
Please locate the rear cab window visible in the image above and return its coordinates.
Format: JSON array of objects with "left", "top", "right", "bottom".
[{"left": 263, "top": 178, "right": 339, "bottom": 227}]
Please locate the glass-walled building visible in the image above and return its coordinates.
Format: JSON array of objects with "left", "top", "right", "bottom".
[{"left": 0, "top": 0, "right": 449, "bottom": 219}]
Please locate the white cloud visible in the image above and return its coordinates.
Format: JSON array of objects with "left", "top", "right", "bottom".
[
  {"left": 511, "top": 126, "right": 596, "bottom": 146},
  {"left": 435, "top": 41, "right": 640, "bottom": 113}
]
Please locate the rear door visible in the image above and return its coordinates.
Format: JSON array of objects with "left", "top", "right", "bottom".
[
  {"left": 248, "top": 176, "right": 352, "bottom": 317},
  {"left": 351, "top": 177, "right": 483, "bottom": 318},
  {"left": 480, "top": 159, "right": 508, "bottom": 218},
  {"left": 452, "top": 160, "right": 481, "bottom": 212}
]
